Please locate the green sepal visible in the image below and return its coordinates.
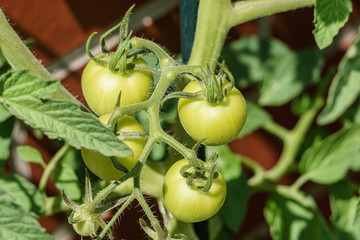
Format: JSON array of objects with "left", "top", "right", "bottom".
[
  {"left": 161, "top": 90, "right": 203, "bottom": 107},
  {"left": 110, "top": 156, "right": 129, "bottom": 173}
]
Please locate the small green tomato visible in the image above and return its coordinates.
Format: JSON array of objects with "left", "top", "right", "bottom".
[{"left": 163, "top": 159, "right": 227, "bottom": 223}]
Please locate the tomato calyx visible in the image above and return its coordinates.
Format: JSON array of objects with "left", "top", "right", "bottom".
[
  {"left": 84, "top": 5, "right": 156, "bottom": 76},
  {"left": 162, "top": 61, "right": 236, "bottom": 106},
  {"left": 61, "top": 170, "right": 113, "bottom": 238},
  {"left": 180, "top": 152, "right": 220, "bottom": 192}
]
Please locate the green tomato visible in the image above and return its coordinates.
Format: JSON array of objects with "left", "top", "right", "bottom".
[
  {"left": 163, "top": 159, "right": 226, "bottom": 223},
  {"left": 72, "top": 211, "right": 99, "bottom": 236},
  {"left": 178, "top": 81, "right": 246, "bottom": 146},
  {"left": 81, "top": 113, "right": 146, "bottom": 180},
  {"left": 81, "top": 57, "right": 153, "bottom": 116}
]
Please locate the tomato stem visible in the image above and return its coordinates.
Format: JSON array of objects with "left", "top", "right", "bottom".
[
  {"left": 39, "top": 143, "right": 69, "bottom": 194},
  {"left": 96, "top": 193, "right": 136, "bottom": 240}
]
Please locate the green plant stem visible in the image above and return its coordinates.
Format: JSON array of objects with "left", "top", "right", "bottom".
[
  {"left": 291, "top": 172, "right": 312, "bottom": 190},
  {"left": 188, "top": 0, "right": 315, "bottom": 68},
  {"left": 263, "top": 120, "right": 290, "bottom": 141},
  {"left": 0, "top": 9, "right": 77, "bottom": 101},
  {"left": 188, "top": 0, "right": 232, "bottom": 68},
  {"left": 96, "top": 193, "right": 136, "bottom": 240},
  {"left": 231, "top": 0, "right": 315, "bottom": 27},
  {"left": 38, "top": 143, "right": 69, "bottom": 193},
  {"left": 135, "top": 188, "right": 165, "bottom": 240},
  {"left": 265, "top": 96, "right": 324, "bottom": 181}
]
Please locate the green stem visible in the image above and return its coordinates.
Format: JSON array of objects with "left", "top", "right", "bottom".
[
  {"left": 263, "top": 120, "right": 290, "bottom": 141},
  {"left": 188, "top": 0, "right": 232, "bottom": 68},
  {"left": 0, "top": 9, "right": 77, "bottom": 101},
  {"left": 265, "top": 96, "right": 324, "bottom": 180},
  {"left": 96, "top": 193, "right": 136, "bottom": 240},
  {"left": 38, "top": 143, "right": 69, "bottom": 193},
  {"left": 188, "top": 0, "right": 315, "bottom": 69},
  {"left": 135, "top": 188, "right": 165, "bottom": 240},
  {"left": 291, "top": 172, "right": 311, "bottom": 190},
  {"left": 231, "top": 0, "right": 315, "bottom": 27}
]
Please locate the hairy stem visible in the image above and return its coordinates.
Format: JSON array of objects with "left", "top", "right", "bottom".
[{"left": 0, "top": 9, "right": 77, "bottom": 101}]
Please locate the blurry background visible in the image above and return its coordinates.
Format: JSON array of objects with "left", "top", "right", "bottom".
[{"left": 1, "top": 0, "right": 359, "bottom": 239}]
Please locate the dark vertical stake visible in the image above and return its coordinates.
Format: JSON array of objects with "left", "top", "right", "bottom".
[
  {"left": 180, "top": 2, "right": 208, "bottom": 240},
  {"left": 180, "top": 0, "right": 199, "bottom": 64}
]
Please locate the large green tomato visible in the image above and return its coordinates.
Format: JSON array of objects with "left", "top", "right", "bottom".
[
  {"left": 81, "top": 113, "right": 146, "bottom": 180},
  {"left": 81, "top": 57, "right": 153, "bottom": 116},
  {"left": 163, "top": 159, "right": 226, "bottom": 223},
  {"left": 178, "top": 81, "right": 246, "bottom": 146}
]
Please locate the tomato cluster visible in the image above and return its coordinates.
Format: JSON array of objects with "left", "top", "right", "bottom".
[{"left": 80, "top": 37, "right": 246, "bottom": 227}]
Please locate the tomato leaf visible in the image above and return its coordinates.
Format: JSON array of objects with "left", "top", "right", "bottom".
[
  {"left": 330, "top": 180, "right": 360, "bottom": 240},
  {"left": 0, "top": 69, "right": 132, "bottom": 158},
  {"left": 264, "top": 187, "right": 333, "bottom": 240},
  {"left": 0, "top": 189, "right": 55, "bottom": 240},
  {"left": 313, "top": 0, "right": 352, "bottom": 50},
  {"left": 0, "top": 117, "right": 14, "bottom": 171},
  {"left": 259, "top": 50, "right": 324, "bottom": 106},
  {"left": 222, "top": 36, "right": 291, "bottom": 87},
  {"left": 238, "top": 101, "right": 271, "bottom": 138},
  {"left": 16, "top": 145, "right": 46, "bottom": 168},
  {"left": 53, "top": 162, "right": 82, "bottom": 201},
  {"left": 0, "top": 103, "right": 11, "bottom": 122},
  {"left": 299, "top": 124, "right": 360, "bottom": 184},
  {"left": 206, "top": 145, "right": 248, "bottom": 231},
  {"left": 208, "top": 213, "right": 234, "bottom": 240},
  {"left": 317, "top": 32, "right": 360, "bottom": 125},
  {"left": 0, "top": 173, "right": 45, "bottom": 215}
]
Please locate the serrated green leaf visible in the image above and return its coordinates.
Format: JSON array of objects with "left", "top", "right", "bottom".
[
  {"left": 330, "top": 180, "right": 360, "bottom": 240},
  {"left": 0, "top": 200, "right": 55, "bottom": 240},
  {"left": 0, "top": 69, "right": 60, "bottom": 99},
  {"left": 206, "top": 145, "right": 248, "bottom": 231},
  {"left": 5, "top": 96, "right": 132, "bottom": 158},
  {"left": 0, "top": 103, "right": 11, "bottom": 122},
  {"left": 16, "top": 145, "right": 45, "bottom": 167},
  {"left": 222, "top": 36, "right": 291, "bottom": 87},
  {"left": 264, "top": 187, "right": 333, "bottom": 240},
  {"left": 238, "top": 101, "right": 271, "bottom": 138},
  {"left": 318, "top": 33, "right": 360, "bottom": 125},
  {"left": 0, "top": 117, "right": 14, "bottom": 171},
  {"left": 0, "top": 173, "right": 45, "bottom": 214},
  {"left": 53, "top": 163, "right": 82, "bottom": 201},
  {"left": 299, "top": 124, "right": 360, "bottom": 184},
  {"left": 313, "top": 0, "right": 352, "bottom": 49},
  {"left": 259, "top": 50, "right": 324, "bottom": 106},
  {"left": 0, "top": 69, "right": 132, "bottom": 158}
]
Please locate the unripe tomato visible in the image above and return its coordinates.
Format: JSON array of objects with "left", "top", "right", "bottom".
[
  {"left": 81, "top": 57, "right": 153, "bottom": 116},
  {"left": 81, "top": 113, "right": 146, "bottom": 180},
  {"left": 163, "top": 159, "right": 226, "bottom": 223},
  {"left": 72, "top": 211, "right": 100, "bottom": 236},
  {"left": 178, "top": 81, "right": 246, "bottom": 146}
]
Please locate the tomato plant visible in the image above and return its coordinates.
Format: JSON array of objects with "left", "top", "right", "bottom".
[
  {"left": 0, "top": 0, "right": 359, "bottom": 240},
  {"left": 178, "top": 80, "right": 246, "bottom": 145},
  {"left": 81, "top": 113, "right": 146, "bottom": 180},
  {"left": 81, "top": 56, "right": 153, "bottom": 116},
  {"left": 163, "top": 159, "right": 226, "bottom": 223}
]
